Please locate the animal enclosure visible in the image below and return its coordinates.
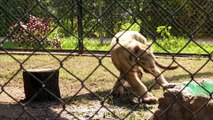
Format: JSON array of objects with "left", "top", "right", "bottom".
[{"left": 0, "top": 0, "right": 212, "bottom": 120}]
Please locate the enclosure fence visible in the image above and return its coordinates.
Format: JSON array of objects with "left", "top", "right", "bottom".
[{"left": 0, "top": 0, "right": 212, "bottom": 120}]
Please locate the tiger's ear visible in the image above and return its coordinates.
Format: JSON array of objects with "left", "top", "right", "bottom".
[{"left": 134, "top": 45, "right": 141, "bottom": 54}]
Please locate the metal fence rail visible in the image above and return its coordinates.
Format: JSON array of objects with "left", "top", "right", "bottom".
[{"left": 0, "top": 0, "right": 212, "bottom": 120}]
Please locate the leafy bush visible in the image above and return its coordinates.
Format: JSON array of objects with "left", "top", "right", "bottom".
[
  {"left": 61, "top": 37, "right": 78, "bottom": 50},
  {"left": 156, "top": 26, "right": 180, "bottom": 52},
  {"left": 4, "top": 22, "right": 212, "bottom": 54},
  {"left": 121, "top": 22, "right": 140, "bottom": 31},
  {"left": 9, "top": 15, "right": 61, "bottom": 49},
  {"left": 153, "top": 25, "right": 213, "bottom": 54},
  {"left": 156, "top": 26, "right": 173, "bottom": 40}
]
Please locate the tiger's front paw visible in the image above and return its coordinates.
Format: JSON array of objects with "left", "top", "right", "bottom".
[
  {"left": 162, "top": 83, "right": 179, "bottom": 90},
  {"left": 142, "top": 96, "right": 158, "bottom": 104},
  {"left": 142, "top": 92, "right": 158, "bottom": 104},
  {"left": 111, "top": 86, "right": 124, "bottom": 97}
]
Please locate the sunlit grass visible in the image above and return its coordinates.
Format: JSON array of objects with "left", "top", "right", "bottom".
[{"left": 2, "top": 37, "right": 212, "bottom": 54}]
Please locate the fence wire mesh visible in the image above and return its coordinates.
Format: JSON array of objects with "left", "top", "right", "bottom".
[{"left": 0, "top": 0, "right": 212, "bottom": 120}]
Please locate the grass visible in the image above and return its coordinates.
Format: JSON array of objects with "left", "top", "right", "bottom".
[
  {"left": 0, "top": 54, "right": 212, "bottom": 119},
  {"left": 152, "top": 37, "right": 213, "bottom": 54},
  {"left": 61, "top": 37, "right": 111, "bottom": 51},
  {"left": 1, "top": 37, "right": 212, "bottom": 54},
  {"left": 1, "top": 41, "right": 17, "bottom": 49}
]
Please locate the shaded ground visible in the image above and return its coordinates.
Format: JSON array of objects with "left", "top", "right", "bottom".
[{"left": 0, "top": 54, "right": 212, "bottom": 119}]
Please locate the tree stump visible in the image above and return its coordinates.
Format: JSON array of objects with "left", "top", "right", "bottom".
[{"left": 23, "top": 69, "right": 61, "bottom": 102}]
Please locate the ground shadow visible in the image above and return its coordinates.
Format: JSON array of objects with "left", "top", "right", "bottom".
[
  {"left": 63, "top": 87, "right": 153, "bottom": 112},
  {"left": 0, "top": 101, "right": 68, "bottom": 120},
  {"left": 63, "top": 72, "right": 213, "bottom": 111}
]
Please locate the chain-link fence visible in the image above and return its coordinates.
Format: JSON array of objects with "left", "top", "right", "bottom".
[{"left": 0, "top": 0, "right": 212, "bottom": 120}]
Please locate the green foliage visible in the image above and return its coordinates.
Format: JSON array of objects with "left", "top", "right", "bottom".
[
  {"left": 1, "top": 41, "right": 17, "bottom": 49},
  {"left": 2, "top": 23, "right": 212, "bottom": 54},
  {"left": 121, "top": 22, "right": 141, "bottom": 31},
  {"left": 60, "top": 37, "right": 111, "bottom": 51},
  {"left": 156, "top": 26, "right": 180, "bottom": 51},
  {"left": 2, "top": 35, "right": 212, "bottom": 54},
  {"left": 8, "top": 15, "right": 61, "bottom": 49},
  {"left": 61, "top": 37, "right": 78, "bottom": 50},
  {"left": 139, "top": 0, "right": 212, "bottom": 37},
  {"left": 48, "top": 27, "right": 65, "bottom": 40},
  {"left": 153, "top": 38, "right": 213, "bottom": 54},
  {"left": 156, "top": 26, "right": 173, "bottom": 40},
  {"left": 1, "top": 0, "right": 212, "bottom": 37},
  {"left": 83, "top": 38, "right": 110, "bottom": 50},
  {"left": 155, "top": 25, "right": 212, "bottom": 54}
]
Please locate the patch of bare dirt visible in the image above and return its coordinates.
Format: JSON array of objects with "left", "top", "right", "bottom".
[{"left": 0, "top": 78, "right": 156, "bottom": 120}]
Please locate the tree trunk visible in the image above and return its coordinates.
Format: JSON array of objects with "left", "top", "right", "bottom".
[{"left": 22, "top": 69, "right": 61, "bottom": 102}]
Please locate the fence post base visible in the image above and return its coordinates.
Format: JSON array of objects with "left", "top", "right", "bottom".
[{"left": 22, "top": 69, "right": 61, "bottom": 102}]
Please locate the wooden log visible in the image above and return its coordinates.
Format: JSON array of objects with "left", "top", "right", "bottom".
[{"left": 22, "top": 69, "right": 61, "bottom": 102}]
